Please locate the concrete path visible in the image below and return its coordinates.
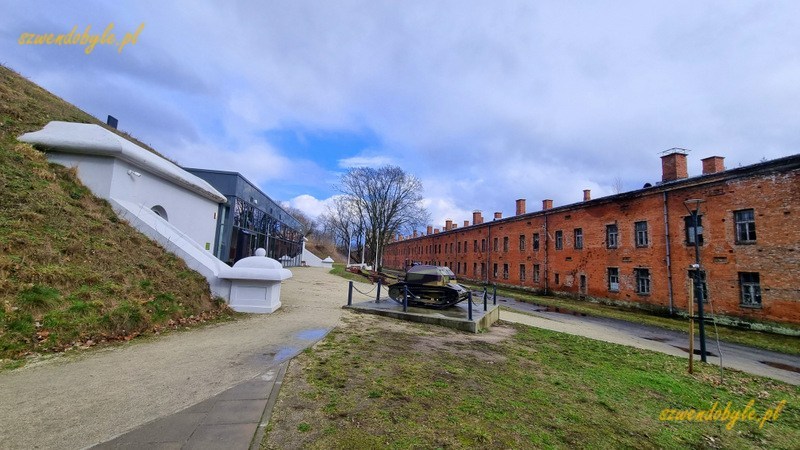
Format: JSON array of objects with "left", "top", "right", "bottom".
[
  {"left": 0, "top": 267, "right": 365, "bottom": 450},
  {"left": 495, "top": 295, "right": 800, "bottom": 385}
]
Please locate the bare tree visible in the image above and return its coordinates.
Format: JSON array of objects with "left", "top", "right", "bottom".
[
  {"left": 337, "top": 166, "right": 429, "bottom": 269},
  {"left": 283, "top": 206, "right": 317, "bottom": 237},
  {"left": 320, "top": 195, "right": 364, "bottom": 264},
  {"left": 612, "top": 175, "right": 624, "bottom": 195}
]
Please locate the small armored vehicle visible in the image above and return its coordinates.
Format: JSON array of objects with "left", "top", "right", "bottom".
[{"left": 387, "top": 265, "right": 469, "bottom": 308}]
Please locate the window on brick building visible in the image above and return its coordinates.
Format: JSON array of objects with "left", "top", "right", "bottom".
[
  {"left": 554, "top": 273, "right": 560, "bottom": 285},
  {"left": 519, "top": 234, "right": 526, "bottom": 251},
  {"left": 533, "top": 264, "right": 540, "bottom": 282},
  {"left": 473, "top": 262, "right": 477, "bottom": 277},
  {"left": 734, "top": 209, "right": 757, "bottom": 243},
  {"left": 493, "top": 237, "right": 499, "bottom": 252},
  {"left": 684, "top": 214, "right": 704, "bottom": 245},
  {"left": 481, "top": 239, "right": 486, "bottom": 252},
  {"left": 464, "top": 241, "right": 467, "bottom": 253},
  {"left": 450, "top": 242, "right": 454, "bottom": 253},
  {"left": 503, "top": 264, "right": 509, "bottom": 280},
  {"left": 635, "top": 221, "right": 649, "bottom": 247},
  {"left": 481, "top": 262, "right": 486, "bottom": 278},
  {"left": 473, "top": 240, "right": 478, "bottom": 252},
  {"left": 635, "top": 268, "right": 651, "bottom": 294},
  {"left": 503, "top": 236, "right": 509, "bottom": 252},
  {"left": 739, "top": 272, "right": 761, "bottom": 307},
  {"left": 574, "top": 228, "right": 583, "bottom": 249},
  {"left": 606, "top": 224, "right": 618, "bottom": 249},
  {"left": 457, "top": 241, "right": 461, "bottom": 253},
  {"left": 555, "top": 230, "right": 563, "bottom": 250},
  {"left": 519, "top": 264, "right": 526, "bottom": 282},
  {"left": 493, "top": 263, "right": 498, "bottom": 278},
  {"left": 533, "top": 233, "right": 540, "bottom": 250},
  {"left": 608, "top": 268, "right": 619, "bottom": 292}
]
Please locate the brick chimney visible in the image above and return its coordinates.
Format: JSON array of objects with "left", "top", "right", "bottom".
[
  {"left": 472, "top": 211, "right": 483, "bottom": 225},
  {"left": 452, "top": 223, "right": 458, "bottom": 230},
  {"left": 542, "top": 199, "right": 553, "bottom": 210},
  {"left": 426, "top": 225, "right": 433, "bottom": 235},
  {"left": 661, "top": 151, "right": 688, "bottom": 182},
  {"left": 494, "top": 212, "right": 502, "bottom": 220},
  {"left": 583, "top": 189, "right": 591, "bottom": 201},
  {"left": 412, "top": 230, "right": 418, "bottom": 238},
  {"left": 434, "top": 228, "right": 439, "bottom": 234},
  {"left": 463, "top": 220, "right": 469, "bottom": 227},
  {"left": 445, "top": 219, "right": 452, "bottom": 230},
  {"left": 701, "top": 156, "right": 725, "bottom": 175},
  {"left": 515, "top": 199, "right": 526, "bottom": 215}
]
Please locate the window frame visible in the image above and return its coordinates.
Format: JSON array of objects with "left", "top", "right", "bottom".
[
  {"left": 635, "top": 221, "right": 649, "bottom": 248},
  {"left": 739, "top": 272, "right": 762, "bottom": 308},
  {"left": 684, "top": 214, "right": 704, "bottom": 246},
  {"left": 635, "top": 268, "right": 651, "bottom": 295},
  {"left": 607, "top": 267, "right": 619, "bottom": 292},
  {"left": 734, "top": 209, "right": 757, "bottom": 244},
  {"left": 574, "top": 228, "right": 583, "bottom": 250},
  {"left": 606, "top": 224, "right": 618, "bottom": 249},
  {"left": 555, "top": 230, "right": 563, "bottom": 250}
]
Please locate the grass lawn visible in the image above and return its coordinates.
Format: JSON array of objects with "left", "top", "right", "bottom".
[
  {"left": 329, "top": 263, "right": 373, "bottom": 284},
  {"left": 466, "top": 284, "right": 800, "bottom": 357},
  {"left": 263, "top": 313, "right": 798, "bottom": 449}
]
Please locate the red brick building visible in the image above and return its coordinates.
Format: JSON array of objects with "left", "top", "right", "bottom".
[{"left": 384, "top": 152, "right": 800, "bottom": 326}]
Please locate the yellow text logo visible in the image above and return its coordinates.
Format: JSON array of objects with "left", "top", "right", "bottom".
[
  {"left": 18, "top": 23, "right": 145, "bottom": 54},
  {"left": 659, "top": 399, "right": 787, "bottom": 430}
]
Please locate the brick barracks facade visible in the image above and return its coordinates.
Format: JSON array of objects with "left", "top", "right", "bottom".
[{"left": 384, "top": 152, "right": 800, "bottom": 326}]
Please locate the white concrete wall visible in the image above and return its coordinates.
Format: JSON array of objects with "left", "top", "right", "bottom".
[
  {"left": 109, "top": 159, "right": 219, "bottom": 250},
  {"left": 47, "top": 153, "right": 115, "bottom": 199}
]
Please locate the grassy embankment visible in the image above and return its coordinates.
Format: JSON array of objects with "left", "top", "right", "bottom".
[
  {"left": 264, "top": 313, "right": 799, "bottom": 449},
  {"left": 0, "top": 65, "right": 232, "bottom": 369}
]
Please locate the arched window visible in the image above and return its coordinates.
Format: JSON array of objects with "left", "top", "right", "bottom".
[{"left": 151, "top": 205, "right": 168, "bottom": 221}]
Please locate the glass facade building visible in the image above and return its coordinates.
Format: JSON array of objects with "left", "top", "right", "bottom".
[{"left": 184, "top": 168, "right": 303, "bottom": 266}]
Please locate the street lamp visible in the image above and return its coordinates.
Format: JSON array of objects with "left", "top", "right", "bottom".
[{"left": 684, "top": 199, "right": 707, "bottom": 363}]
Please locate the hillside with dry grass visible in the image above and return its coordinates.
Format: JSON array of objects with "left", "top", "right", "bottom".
[{"left": 0, "top": 65, "right": 231, "bottom": 364}]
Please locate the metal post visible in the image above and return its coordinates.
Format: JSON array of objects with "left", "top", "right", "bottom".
[
  {"left": 403, "top": 285, "right": 408, "bottom": 312},
  {"left": 493, "top": 284, "right": 497, "bottom": 305},
  {"left": 347, "top": 281, "right": 353, "bottom": 306},
  {"left": 684, "top": 199, "right": 707, "bottom": 364},
  {"left": 376, "top": 279, "right": 381, "bottom": 303},
  {"left": 692, "top": 209, "right": 708, "bottom": 363},
  {"left": 483, "top": 285, "right": 487, "bottom": 304},
  {"left": 483, "top": 289, "right": 488, "bottom": 311},
  {"left": 468, "top": 291, "right": 473, "bottom": 321},
  {"left": 688, "top": 279, "right": 695, "bottom": 374}
]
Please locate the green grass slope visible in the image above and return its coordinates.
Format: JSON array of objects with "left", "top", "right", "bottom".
[{"left": 0, "top": 65, "right": 230, "bottom": 362}]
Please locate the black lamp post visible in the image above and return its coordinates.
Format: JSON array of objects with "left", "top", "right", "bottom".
[{"left": 684, "top": 199, "right": 707, "bottom": 363}]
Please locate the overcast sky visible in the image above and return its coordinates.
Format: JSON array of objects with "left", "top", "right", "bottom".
[{"left": 3, "top": 1, "right": 799, "bottom": 230}]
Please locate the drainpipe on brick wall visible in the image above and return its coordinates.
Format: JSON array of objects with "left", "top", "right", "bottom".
[
  {"left": 544, "top": 213, "right": 549, "bottom": 295},
  {"left": 663, "top": 191, "right": 674, "bottom": 315}
]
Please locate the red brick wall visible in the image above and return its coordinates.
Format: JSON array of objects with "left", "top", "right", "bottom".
[{"left": 384, "top": 157, "right": 800, "bottom": 325}]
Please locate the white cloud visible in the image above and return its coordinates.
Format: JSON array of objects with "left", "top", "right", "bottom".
[
  {"left": 337, "top": 154, "right": 395, "bottom": 169},
  {"left": 285, "top": 194, "right": 335, "bottom": 220}
]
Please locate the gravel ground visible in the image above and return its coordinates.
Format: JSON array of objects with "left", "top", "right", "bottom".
[{"left": 0, "top": 267, "right": 365, "bottom": 450}]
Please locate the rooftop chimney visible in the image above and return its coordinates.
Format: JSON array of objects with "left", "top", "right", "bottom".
[
  {"left": 452, "top": 223, "right": 458, "bottom": 230},
  {"left": 445, "top": 219, "right": 453, "bottom": 230},
  {"left": 701, "top": 156, "right": 725, "bottom": 175},
  {"left": 583, "top": 189, "right": 591, "bottom": 201},
  {"left": 661, "top": 150, "right": 688, "bottom": 182},
  {"left": 463, "top": 220, "right": 470, "bottom": 227},
  {"left": 434, "top": 228, "right": 440, "bottom": 234},
  {"left": 494, "top": 212, "right": 502, "bottom": 220},
  {"left": 412, "top": 230, "right": 418, "bottom": 238},
  {"left": 426, "top": 225, "right": 433, "bottom": 235},
  {"left": 472, "top": 210, "right": 483, "bottom": 225},
  {"left": 542, "top": 199, "right": 553, "bottom": 210},
  {"left": 515, "top": 199, "right": 526, "bottom": 215}
]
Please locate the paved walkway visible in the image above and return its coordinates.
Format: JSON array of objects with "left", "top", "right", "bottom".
[
  {"left": 495, "top": 295, "right": 800, "bottom": 385},
  {"left": 0, "top": 267, "right": 364, "bottom": 450}
]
